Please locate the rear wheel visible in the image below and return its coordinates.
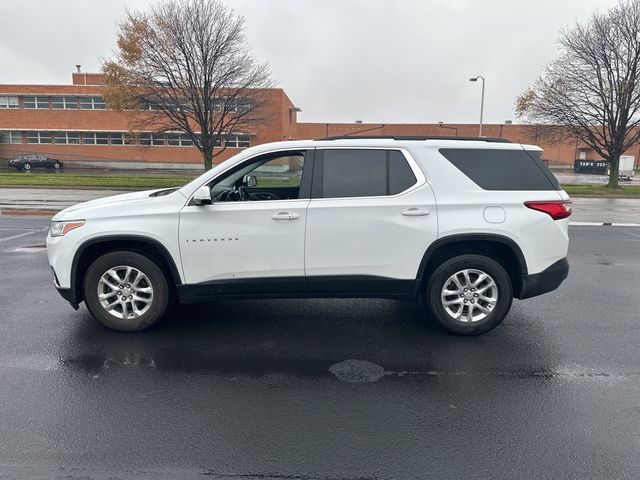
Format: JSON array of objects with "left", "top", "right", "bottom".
[
  {"left": 83, "top": 251, "right": 169, "bottom": 331},
  {"left": 426, "top": 254, "right": 513, "bottom": 335}
]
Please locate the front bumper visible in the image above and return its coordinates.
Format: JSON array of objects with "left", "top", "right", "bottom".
[{"left": 518, "top": 257, "right": 569, "bottom": 299}]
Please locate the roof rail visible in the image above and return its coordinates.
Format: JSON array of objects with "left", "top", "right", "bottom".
[{"left": 316, "top": 135, "right": 512, "bottom": 143}]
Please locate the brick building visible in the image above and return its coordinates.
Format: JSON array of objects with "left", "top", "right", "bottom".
[
  {"left": 0, "top": 71, "right": 299, "bottom": 169},
  {"left": 1, "top": 71, "right": 638, "bottom": 169}
]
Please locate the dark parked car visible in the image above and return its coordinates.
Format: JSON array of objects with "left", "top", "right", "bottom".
[{"left": 8, "top": 154, "right": 63, "bottom": 171}]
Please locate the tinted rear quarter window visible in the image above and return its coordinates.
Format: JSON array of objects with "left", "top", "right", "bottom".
[
  {"left": 439, "top": 148, "right": 560, "bottom": 190},
  {"left": 389, "top": 150, "right": 417, "bottom": 194}
]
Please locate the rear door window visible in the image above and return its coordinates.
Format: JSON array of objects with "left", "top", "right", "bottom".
[
  {"left": 314, "top": 149, "right": 417, "bottom": 198},
  {"left": 439, "top": 148, "right": 560, "bottom": 190}
]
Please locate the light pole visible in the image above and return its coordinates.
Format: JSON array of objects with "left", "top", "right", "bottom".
[{"left": 469, "top": 75, "right": 485, "bottom": 137}]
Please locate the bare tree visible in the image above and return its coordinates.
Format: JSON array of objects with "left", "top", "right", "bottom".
[
  {"left": 516, "top": 0, "right": 640, "bottom": 187},
  {"left": 103, "top": 0, "right": 273, "bottom": 170}
]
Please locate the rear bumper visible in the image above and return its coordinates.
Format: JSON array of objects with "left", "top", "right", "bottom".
[{"left": 518, "top": 257, "right": 569, "bottom": 299}]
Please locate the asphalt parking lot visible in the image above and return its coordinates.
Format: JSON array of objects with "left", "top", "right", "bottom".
[{"left": 1, "top": 218, "right": 640, "bottom": 479}]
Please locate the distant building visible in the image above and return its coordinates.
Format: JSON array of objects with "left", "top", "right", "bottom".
[
  {"left": 0, "top": 71, "right": 298, "bottom": 169},
  {"left": 1, "top": 70, "right": 638, "bottom": 169}
]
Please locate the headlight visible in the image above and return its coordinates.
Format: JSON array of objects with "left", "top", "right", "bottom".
[{"left": 50, "top": 220, "right": 85, "bottom": 237}]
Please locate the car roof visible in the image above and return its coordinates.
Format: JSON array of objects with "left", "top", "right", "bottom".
[{"left": 237, "top": 137, "right": 539, "bottom": 154}]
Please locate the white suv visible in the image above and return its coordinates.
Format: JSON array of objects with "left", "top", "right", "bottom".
[{"left": 46, "top": 136, "right": 571, "bottom": 335}]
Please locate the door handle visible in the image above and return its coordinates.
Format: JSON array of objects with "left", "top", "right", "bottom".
[
  {"left": 272, "top": 212, "right": 299, "bottom": 220},
  {"left": 402, "top": 208, "right": 430, "bottom": 216}
]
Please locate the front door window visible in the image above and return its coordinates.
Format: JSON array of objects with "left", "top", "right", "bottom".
[{"left": 210, "top": 153, "right": 306, "bottom": 202}]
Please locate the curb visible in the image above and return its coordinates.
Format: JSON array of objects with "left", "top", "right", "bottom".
[
  {"left": 1, "top": 208, "right": 58, "bottom": 217},
  {"left": 0, "top": 185, "right": 142, "bottom": 191}
]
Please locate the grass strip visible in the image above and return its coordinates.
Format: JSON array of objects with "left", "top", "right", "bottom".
[
  {"left": 0, "top": 173, "right": 195, "bottom": 189},
  {"left": 561, "top": 184, "right": 640, "bottom": 197}
]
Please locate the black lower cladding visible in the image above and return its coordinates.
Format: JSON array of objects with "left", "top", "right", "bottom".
[
  {"left": 177, "top": 276, "right": 418, "bottom": 303},
  {"left": 518, "top": 257, "right": 569, "bottom": 299},
  {"left": 55, "top": 287, "right": 80, "bottom": 310},
  {"left": 58, "top": 261, "right": 568, "bottom": 307}
]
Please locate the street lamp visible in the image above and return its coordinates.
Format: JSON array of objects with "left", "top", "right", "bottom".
[
  {"left": 469, "top": 75, "right": 485, "bottom": 137},
  {"left": 438, "top": 121, "right": 458, "bottom": 136}
]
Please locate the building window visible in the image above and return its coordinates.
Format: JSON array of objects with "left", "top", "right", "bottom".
[
  {"left": 51, "top": 96, "right": 78, "bottom": 109},
  {"left": 167, "top": 132, "right": 194, "bottom": 147},
  {"left": 235, "top": 99, "right": 251, "bottom": 113},
  {"left": 80, "top": 132, "right": 108, "bottom": 145},
  {"left": 109, "top": 133, "right": 124, "bottom": 145},
  {"left": 139, "top": 100, "right": 160, "bottom": 111},
  {"left": 0, "top": 96, "right": 19, "bottom": 109},
  {"left": 79, "top": 96, "right": 106, "bottom": 110},
  {"left": 223, "top": 98, "right": 251, "bottom": 113},
  {"left": 23, "top": 96, "right": 50, "bottom": 109},
  {"left": 0, "top": 131, "right": 22, "bottom": 143},
  {"left": 53, "top": 132, "right": 81, "bottom": 144},
  {"left": 225, "top": 134, "right": 251, "bottom": 148},
  {"left": 26, "top": 131, "right": 53, "bottom": 144},
  {"left": 153, "top": 133, "right": 165, "bottom": 146},
  {"left": 139, "top": 132, "right": 165, "bottom": 146}
]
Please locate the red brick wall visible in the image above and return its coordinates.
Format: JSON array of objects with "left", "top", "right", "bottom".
[
  {"left": 295, "top": 122, "right": 640, "bottom": 166},
  {"left": 0, "top": 80, "right": 293, "bottom": 167}
]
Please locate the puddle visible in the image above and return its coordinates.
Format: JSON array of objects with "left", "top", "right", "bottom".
[{"left": 329, "top": 359, "right": 386, "bottom": 383}]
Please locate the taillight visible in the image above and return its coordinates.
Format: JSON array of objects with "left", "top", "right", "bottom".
[{"left": 524, "top": 200, "right": 572, "bottom": 220}]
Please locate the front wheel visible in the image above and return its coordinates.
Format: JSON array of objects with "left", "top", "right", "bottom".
[
  {"left": 426, "top": 254, "right": 513, "bottom": 335},
  {"left": 53, "top": 161, "right": 61, "bottom": 169},
  {"left": 22, "top": 162, "right": 31, "bottom": 171},
  {"left": 83, "top": 251, "right": 169, "bottom": 331}
]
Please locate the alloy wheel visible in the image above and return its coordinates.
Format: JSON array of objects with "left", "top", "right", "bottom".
[
  {"left": 440, "top": 268, "right": 498, "bottom": 323},
  {"left": 97, "top": 265, "right": 154, "bottom": 320}
]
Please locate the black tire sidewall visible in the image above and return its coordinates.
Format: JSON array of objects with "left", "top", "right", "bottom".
[
  {"left": 23, "top": 163, "right": 31, "bottom": 170},
  {"left": 427, "top": 254, "right": 513, "bottom": 335},
  {"left": 84, "top": 251, "right": 169, "bottom": 332}
]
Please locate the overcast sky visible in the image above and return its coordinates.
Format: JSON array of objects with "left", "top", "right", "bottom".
[{"left": 0, "top": 0, "right": 620, "bottom": 124}]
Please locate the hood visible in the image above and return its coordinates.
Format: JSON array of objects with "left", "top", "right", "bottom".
[{"left": 52, "top": 188, "right": 185, "bottom": 220}]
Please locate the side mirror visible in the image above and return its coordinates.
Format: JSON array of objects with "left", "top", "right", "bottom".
[
  {"left": 243, "top": 174, "right": 257, "bottom": 188},
  {"left": 193, "top": 185, "right": 212, "bottom": 205}
]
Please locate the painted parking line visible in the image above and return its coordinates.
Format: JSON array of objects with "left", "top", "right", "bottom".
[
  {"left": 0, "top": 228, "right": 48, "bottom": 243},
  {"left": 0, "top": 230, "right": 39, "bottom": 243},
  {"left": 569, "top": 222, "right": 640, "bottom": 227}
]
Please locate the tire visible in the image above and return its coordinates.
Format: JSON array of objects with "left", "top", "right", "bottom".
[
  {"left": 83, "top": 251, "right": 169, "bottom": 332},
  {"left": 426, "top": 254, "right": 513, "bottom": 335},
  {"left": 22, "top": 162, "right": 31, "bottom": 170},
  {"left": 53, "top": 161, "right": 61, "bottom": 169}
]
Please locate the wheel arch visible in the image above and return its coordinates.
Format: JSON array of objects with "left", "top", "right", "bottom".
[
  {"left": 70, "top": 235, "right": 182, "bottom": 304},
  {"left": 417, "top": 233, "right": 527, "bottom": 298}
]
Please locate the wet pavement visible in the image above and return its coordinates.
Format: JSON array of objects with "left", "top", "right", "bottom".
[
  {"left": 1, "top": 218, "right": 640, "bottom": 478},
  {"left": 554, "top": 171, "right": 640, "bottom": 185}
]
